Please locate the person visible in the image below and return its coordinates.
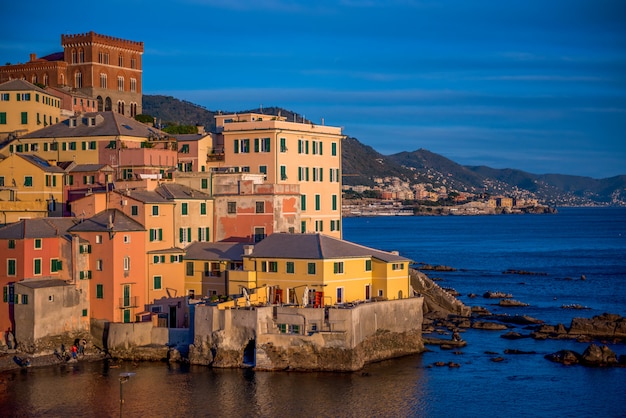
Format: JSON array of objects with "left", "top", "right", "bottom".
[
  {"left": 71, "top": 344, "right": 78, "bottom": 360},
  {"left": 6, "top": 328, "right": 15, "bottom": 350},
  {"left": 79, "top": 338, "right": 86, "bottom": 355},
  {"left": 452, "top": 330, "right": 462, "bottom": 342}
]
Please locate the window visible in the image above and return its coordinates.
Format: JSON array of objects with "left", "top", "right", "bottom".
[
  {"left": 21, "top": 295, "right": 28, "bottom": 305},
  {"left": 259, "top": 165, "right": 267, "bottom": 175},
  {"left": 124, "top": 235, "right": 130, "bottom": 244},
  {"left": 8, "top": 239, "right": 15, "bottom": 249},
  {"left": 149, "top": 228, "right": 163, "bottom": 242},
  {"left": 153, "top": 255, "right": 165, "bottom": 264},
  {"left": 96, "top": 284, "right": 104, "bottom": 299},
  {"left": 75, "top": 71, "right": 82, "bottom": 88},
  {"left": 0, "top": 93, "right": 9, "bottom": 101},
  {"left": 34, "top": 259, "right": 42, "bottom": 275},
  {"left": 186, "top": 262, "right": 194, "bottom": 276},
  {"left": 130, "top": 78, "right": 137, "bottom": 92},
  {"left": 0, "top": 112, "right": 6, "bottom": 124},
  {"left": 307, "top": 262, "right": 316, "bottom": 275},
  {"left": 96, "top": 259, "right": 103, "bottom": 271},
  {"left": 179, "top": 227, "right": 192, "bottom": 244},
  {"left": 269, "top": 261, "right": 278, "bottom": 272},
  {"left": 315, "top": 194, "right": 321, "bottom": 211},
  {"left": 261, "top": 261, "right": 267, "bottom": 272},
  {"left": 332, "top": 142, "right": 337, "bottom": 156},
  {"left": 96, "top": 235, "right": 102, "bottom": 244},
  {"left": 152, "top": 205, "right": 159, "bottom": 216},
  {"left": 286, "top": 262, "right": 295, "bottom": 274},
  {"left": 227, "top": 202, "right": 236, "bottom": 214},
  {"left": 123, "top": 256, "right": 130, "bottom": 271},
  {"left": 117, "top": 76, "right": 124, "bottom": 91},
  {"left": 301, "top": 220, "right": 307, "bottom": 233},
  {"left": 154, "top": 276, "right": 162, "bottom": 290},
  {"left": 336, "top": 287, "right": 344, "bottom": 304},
  {"left": 7, "top": 259, "right": 16, "bottom": 276},
  {"left": 280, "top": 165, "right": 287, "bottom": 180},
  {"left": 100, "top": 73, "right": 107, "bottom": 88},
  {"left": 201, "top": 178, "right": 208, "bottom": 189},
  {"left": 198, "top": 227, "right": 210, "bottom": 242},
  {"left": 365, "top": 260, "right": 372, "bottom": 271},
  {"left": 51, "top": 259, "right": 63, "bottom": 272},
  {"left": 254, "top": 227, "right": 266, "bottom": 243},
  {"left": 119, "top": 54, "right": 124, "bottom": 67},
  {"left": 315, "top": 220, "right": 323, "bottom": 232},
  {"left": 131, "top": 206, "right": 138, "bottom": 216},
  {"left": 21, "top": 112, "right": 28, "bottom": 124},
  {"left": 79, "top": 270, "right": 92, "bottom": 280},
  {"left": 34, "top": 239, "right": 42, "bottom": 249},
  {"left": 254, "top": 137, "right": 270, "bottom": 152},
  {"left": 333, "top": 262, "right": 344, "bottom": 274},
  {"left": 181, "top": 203, "right": 188, "bottom": 215},
  {"left": 80, "top": 244, "right": 92, "bottom": 254},
  {"left": 392, "top": 263, "right": 404, "bottom": 270},
  {"left": 280, "top": 138, "right": 287, "bottom": 152},
  {"left": 255, "top": 201, "right": 265, "bottom": 214}
]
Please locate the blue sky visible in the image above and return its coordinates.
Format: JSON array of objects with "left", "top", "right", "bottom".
[{"left": 2, "top": 0, "right": 625, "bottom": 178}]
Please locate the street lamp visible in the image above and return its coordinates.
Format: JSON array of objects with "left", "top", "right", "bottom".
[{"left": 119, "top": 372, "right": 136, "bottom": 418}]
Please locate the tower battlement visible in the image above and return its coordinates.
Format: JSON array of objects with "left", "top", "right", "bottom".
[{"left": 61, "top": 31, "right": 144, "bottom": 52}]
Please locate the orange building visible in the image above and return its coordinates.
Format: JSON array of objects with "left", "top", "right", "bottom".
[{"left": 68, "top": 209, "right": 146, "bottom": 323}]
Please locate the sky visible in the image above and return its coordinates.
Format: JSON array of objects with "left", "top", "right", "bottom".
[{"left": 2, "top": 0, "right": 625, "bottom": 178}]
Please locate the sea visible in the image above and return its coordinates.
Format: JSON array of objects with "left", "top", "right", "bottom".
[{"left": 1, "top": 207, "right": 625, "bottom": 418}]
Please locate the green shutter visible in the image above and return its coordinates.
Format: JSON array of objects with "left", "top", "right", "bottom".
[{"left": 234, "top": 139, "right": 239, "bottom": 153}]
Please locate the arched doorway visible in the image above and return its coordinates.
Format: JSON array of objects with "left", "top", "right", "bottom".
[
  {"left": 97, "top": 96, "right": 103, "bottom": 112},
  {"left": 105, "top": 97, "right": 112, "bottom": 111}
]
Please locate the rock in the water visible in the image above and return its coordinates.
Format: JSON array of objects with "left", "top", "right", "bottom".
[
  {"left": 545, "top": 350, "right": 580, "bottom": 365},
  {"left": 472, "top": 321, "right": 508, "bottom": 331},
  {"left": 581, "top": 344, "right": 617, "bottom": 366}
]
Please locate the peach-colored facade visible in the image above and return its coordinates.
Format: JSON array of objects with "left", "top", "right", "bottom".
[
  {"left": 214, "top": 113, "right": 343, "bottom": 238},
  {"left": 69, "top": 210, "right": 146, "bottom": 323}
]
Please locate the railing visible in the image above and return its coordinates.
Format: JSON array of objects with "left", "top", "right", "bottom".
[{"left": 118, "top": 296, "right": 138, "bottom": 308}]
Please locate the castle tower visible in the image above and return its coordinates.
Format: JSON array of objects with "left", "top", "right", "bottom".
[{"left": 61, "top": 32, "right": 144, "bottom": 117}]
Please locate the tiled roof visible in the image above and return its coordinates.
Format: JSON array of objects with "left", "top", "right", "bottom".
[
  {"left": 176, "top": 133, "right": 210, "bottom": 142},
  {"left": 68, "top": 209, "right": 145, "bottom": 233},
  {"left": 113, "top": 189, "right": 172, "bottom": 204},
  {"left": 0, "top": 79, "right": 48, "bottom": 93},
  {"left": 0, "top": 218, "right": 78, "bottom": 239},
  {"left": 148, "top": 247, "right": 185, "bottom": 254},
  {"left": 249, "top": 233, "right": 410, "bottom": 262},
  {"left": 68, "top": 164, "right": 113, "bottom": 173},
  {"left": 185, "top": 241, "right": 249, "bottom": 261},
  {"left": 16, "top": 278, "right": 70, "bottom": 289},
  {"left": 18, "top": 154, "right": 65, "bottom": 173},
  {"left": 40, "top": 52, "right": 65, "bottom": 61},
  {"left": 20, "top": 111, "right": 170, "bottom": 140},
  {"left": 156, "top": 183, "right": 212, "bottom": 200}
]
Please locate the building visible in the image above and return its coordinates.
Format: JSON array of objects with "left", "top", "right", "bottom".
[
  {"left": 0, "top": 79, "right": 63, "bottom": 140},
  {"left": 1, "top": 111, "right": 176, "bottom": 180},
  {"left": 0, "top": 31, "right": 144, "bottom": 117},
  {"left": 0, "top": 153, "right": 65, "bottom": 217},
  {"left": 226, "top": 233, "right": 411, "bottom": 308},
  {"left": 213, "top": 113, "right": 343, "bottom": 238},
  {"left": 0, "top": 218, "right": 78, "bottom": 333},
  {"left": 184, "top": 241, "right": 247, "bottom": 298},
  {"left": 68, "top": 209, "right": 146, "bottom": 323},
  {"left": 176, "top": 127, "right": 219, "bottom": 173}
]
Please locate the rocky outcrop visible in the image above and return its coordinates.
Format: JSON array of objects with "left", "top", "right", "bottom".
[
  {"left": 410, "top": 269, "right": 471, "bottom": 317},
  {"left": 532, "top": 313, "right": 626, "bottom": 342},
  {"left": 545, "top": 344, "right": 624, "bottom": 367},
  {"left": 483, "top": 291, "right": 513, "bottom": 299}
]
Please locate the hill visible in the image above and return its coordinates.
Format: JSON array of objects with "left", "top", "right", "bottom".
[{"left": 142, "top": 95, "right": 626, "bottom": 206}]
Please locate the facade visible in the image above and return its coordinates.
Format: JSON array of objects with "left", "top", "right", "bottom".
[
  {"left": 226, "top": 233, "right": 411, "bottom": 308},
  {"left": 0, "top": 153, "right": 65, "bottom": 217},
  {"left": 213, "top": 113, "right": 343, "bottom": 238},
  {"left": 176, "top": 127, "right": 219, "bottom": 173},
  {"left": 0, "top": 31, "right": 144, "bottom": 117},
  {"left": 64, "top": 164, "right": 115, "bottom": 215},
  {"left": 0, "top": 79, "right": 63, "bottom": 140},
  {"left": 13, "top": 278, "right": 88, "bottom": 347},
  {"left": 0, "top": 218, "right": 77, "bottom": 333},
  {"left": 68, "top": 209, "right": 146, "bottom": 323},
  {"left": 184, "top": 241, "right": 247, "bottom": 298},
  {"left": 2, "top": 112, "right": 176, "bottom": 180}
]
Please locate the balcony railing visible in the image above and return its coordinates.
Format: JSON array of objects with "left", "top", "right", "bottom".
[{"left": 119, "top": 296, "right": 139, "bottom": 308}]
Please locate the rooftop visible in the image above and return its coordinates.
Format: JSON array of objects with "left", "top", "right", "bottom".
[
  {"left": 68, "top": 209, "right": 145, "bottom": 233},
  {"left": 185, "top": 241, "right": 249, "bottom": 261}
]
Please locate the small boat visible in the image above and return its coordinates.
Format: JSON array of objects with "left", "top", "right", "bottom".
[{"left": 13, "top": 356, "right": 31, "bottom": 368}]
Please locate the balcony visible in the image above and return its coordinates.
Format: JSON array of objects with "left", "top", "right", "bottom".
[
  {"left": 119, "top": 296, "right": 139, "bottom": 308},
  {"left": 207, "top": 150, "right": 225, "bottom": 162}
]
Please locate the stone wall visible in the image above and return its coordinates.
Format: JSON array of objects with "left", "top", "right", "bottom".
[{"left": 189, "top": 297, "right": 424, "bottom": 371}]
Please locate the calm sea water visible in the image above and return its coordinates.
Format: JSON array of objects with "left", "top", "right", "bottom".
[{"left": 1, "top": 207, "right": 625, "bottom": 418}]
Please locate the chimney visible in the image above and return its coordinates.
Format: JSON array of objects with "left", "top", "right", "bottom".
[
  {"left": 30, "top": 53, "right": 37, "bottom": 62},
  {"left": 244, "top": 245, "right": 254, "bottom": 255},
  {"left": 108, "top": 212, "right": 114, "bottom": 230}
]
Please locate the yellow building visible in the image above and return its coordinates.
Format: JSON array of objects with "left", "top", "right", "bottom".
[
  {"left": 213, "top": 113, "right": 343, "bottom": 238},
  {"left": 0, "top": 112, "right": 175, "bottom": 179},
  {"left": 0, "top": 79, "right": 64, "bottom": 141},
  {"left": 0, "top": 153, "right": 64, "bottom": 217},
  {"left": 227, "top": 233, "right": 411, "bottom": 308},
  {"left": 183, "top": 241, "right": 246, "bottom": 299}
]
